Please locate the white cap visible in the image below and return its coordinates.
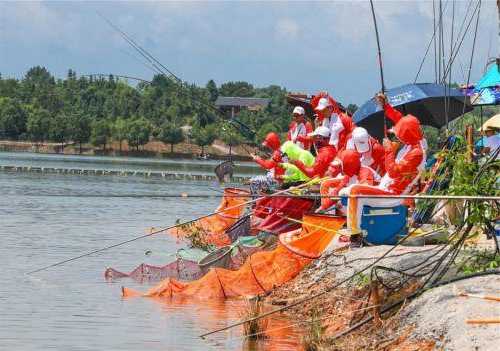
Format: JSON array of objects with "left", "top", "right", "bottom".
[
  {"left": 292, "top": 106, "right": 305, "bottom": 115},
  {"left": 314, "top": 97, "right": 332, "bottom": 111},
  {"left": 351, "top": 127, "right": 370, "bottom": 153},
  {"left": 308, "top": 126, "right": 330, "bottom": 138}
]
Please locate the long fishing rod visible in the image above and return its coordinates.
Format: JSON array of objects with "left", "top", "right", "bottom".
[
  {"left": 83, "top": 74, "right": 151, "bottom": 84},
  {"left": 414, "top": 0, "right": 451, "bottom": 83},
  {"left": 369, "top": 0, "right": 387, "bottom": 137},
  {"left": 25, "top": 180, "right": 319, "bottom": 275},
  {"left": 98, "top": 13, "right": 256, "bottom": 141},
  {"left": 32, "top": 193, "right": 500, "bottom": 201},
  {"left": 441, "top": 0, "right": 481, "bottom": 80}
]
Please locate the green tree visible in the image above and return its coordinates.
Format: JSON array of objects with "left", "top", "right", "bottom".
[
  {"left": 219, "top": 123, "right": 244, "bottom": 155},
  {"left": 219, "top": 81, "right": 254, "bottom": 97},
  {"left": 67, "top": 112, "right": 91, "bottom": 153},
  {"left": 191, "top": 124, "right": 217, "bottom": 155},
  {"left": 112, "top": 118, "right": 128, "bottom": 152},
  {"left": 126, "top": 118, "right": 152, "bottom": 151},
  {"left": 158, "top": 123, "right": 185, "bottom": 153},
  {"left": 91, "top": 119, "right": 111, "bottom": 150},
  {"left": 256, "top": 122, "right": 278, "bottom": 144},
  {"left": 49, "top": 113, "right": 70, "bottom": 145},
  {"left": 26, "top": 107, "right": 51, "bottom": 142},
  {"left": 206, "top": 79, "right": 218, "bottom": 102},
  {"left": 0, "top": 97, "right": 28, "bottom": 139}
]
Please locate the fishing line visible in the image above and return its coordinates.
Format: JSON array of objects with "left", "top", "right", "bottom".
[
  {"left": 442, "top": 0, "right": 481, "bottom": 80},
  {"left": 369, "top": 0, "right": 387, "bottom": 136},
  {"left": 462, "top": 0, "right": 481, "bottom": 116},
  {"left": 98, "top": 12, "right": 257, "bottom": 140},
  {"left": 25, "top": 181, "right": 316, "bottom": 275},
  {"left": 414, "top": 0, "right": 450, "bottom": 83}
]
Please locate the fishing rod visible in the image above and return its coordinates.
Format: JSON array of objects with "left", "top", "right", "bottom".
[
  {"left": 98, "top": 13, "right": 256, "bottom": 142},
  {"left": 25, "top": 179, "right": 319, "bottom": 275},
  {"left": 369, "top": 0, "right": 387, "bottom": 138},
  {"left": 83, "top": 74, "right": 151, "bottom": 84},
  {"left": 30, "top": 193, "right": 500, "bottom": 201}
]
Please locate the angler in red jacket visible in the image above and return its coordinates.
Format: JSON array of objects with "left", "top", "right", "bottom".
[
  {"left": 318, "top": 150, "right": 380, "bottom": 212},
  {"left": 344, "top": 93, "right": 426, "bottom": 234},
  {"left": 292, "top": 126, "right": 336, "bottom": 178},
  {"left": 251, "top": 132, "right": 285, "bottom": 182},
  {"left": 345, "top": 127, "right": 386, "bottom": 175},
  {"left": 312, "top": 93, "right": 355, "bottom": 151},
  {"left": 287, "top": 106, "right": 313, "bottom": 150}
]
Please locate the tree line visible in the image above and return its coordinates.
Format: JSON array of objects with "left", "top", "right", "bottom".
[{"left": 0, "top": 66, "right": 312, "bottom": 153}]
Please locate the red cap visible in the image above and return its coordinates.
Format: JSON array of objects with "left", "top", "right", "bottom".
[
  {"left": 262, "top": 132, "right": 281, "bottom": 151},
  {"left": 340, "top": 149, "right": 361, "bottom": 177}
]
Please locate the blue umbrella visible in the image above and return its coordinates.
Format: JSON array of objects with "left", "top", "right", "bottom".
[{"left": 353, "top": 83, "right": 472, "bottom": 140}]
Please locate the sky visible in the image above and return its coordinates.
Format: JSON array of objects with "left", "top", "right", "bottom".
[{"left": 0, "top": 0, "right": 497, "bottom": 105}]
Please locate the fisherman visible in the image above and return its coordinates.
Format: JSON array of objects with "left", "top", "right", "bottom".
[
  {"left": 249, "top": 132, "right": 285, "bottom": 196},
  {"left": 318, "top": 150, "right": 380, "bottom": 212},
  {"left": 287, "top": 106, "right": 313, "bottom": 150},
  {"left": 278, "top": 140, "right": 316, "bottom": 184},
  {"left": 342, "top": 92, "right": 426, "bottom": 240},
  {"left": 292, "top": 126, "right": 336, "bottom": 178},
  {"left": 251, "top": 132, "right": 285, "bottom": 182},
  {"left": 345, "top": 127, "right": 386, "bottom": 175},
  {"left": 482, "top": 126, "right": 500, "bottom": 160},
  {"left": 313, "top": 93, "right": 355, "bottom": 151}
]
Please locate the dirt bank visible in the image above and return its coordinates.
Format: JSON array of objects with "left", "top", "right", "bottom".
[{"left": 265, "top": 244, "right": 499, "bottom": 350}]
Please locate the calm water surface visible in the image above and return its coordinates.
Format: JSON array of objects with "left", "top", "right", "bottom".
[
  {"left": 0, "top": 151, "right": 261, "bottom": 176},
  {"left": 0, "top": 156, "right": 299, "bottom": 350}
]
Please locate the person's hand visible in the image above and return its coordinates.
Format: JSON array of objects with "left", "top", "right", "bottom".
[
  {"left": 383, "top": 138, "right": 392, "bottom": 149},
  {"left": 250, "top": 153, "right": 257, "bottom": 160},
  {"left": 375, "top": 92, "right": 387, "bottom": 107}
]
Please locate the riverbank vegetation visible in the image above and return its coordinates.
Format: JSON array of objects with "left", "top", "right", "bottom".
[
  {"left": 0, "top": 66, "right": 497, "bottom": 156},
  {"left": 0, "top": 66, "right": 298, "bottom": 154}
]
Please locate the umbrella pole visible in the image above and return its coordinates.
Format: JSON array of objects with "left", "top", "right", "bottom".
[{"left": 369, "top": 0, "right": 387, "bottom": 138}]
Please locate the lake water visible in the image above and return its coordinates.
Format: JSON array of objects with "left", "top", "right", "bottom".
[
  {"left": 0, "top": 151, "right": 262, "bottom": 176},
  {"left": 0, "top": 152, "right": 299, "bottom": 351}
]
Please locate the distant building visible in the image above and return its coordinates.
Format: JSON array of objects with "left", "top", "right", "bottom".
[{"left": 215, "top": 96, "right": 270, "bottom": 118}]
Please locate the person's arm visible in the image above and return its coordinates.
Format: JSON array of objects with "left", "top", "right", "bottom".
[
  {"left": 376, "top": 93, "right": 403, "bottom": 124},
  {"left": 254, "top": 156, "right": 276, "bottom": 170},
  {"left": 371, "top": 141, "right": 386, "bottom": 174},
  {"left": 359, "top": 168, "right": 375, "bottom": 186},
  {"left": 331, "top": 175, "right": 350, "bottom": 195},
  {"left": 385, "top": 145, "right": 423, "bottom": 178},
  {"left": 383, "top": 103, "right": 403, "bottom": 124},
  {"left": 294, "top": 154, "right": 329, "bottom": 178}
]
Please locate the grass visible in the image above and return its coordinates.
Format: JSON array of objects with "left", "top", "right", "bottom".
[
  {"left": 239, "top": 297, "right": 269, "bottom": 340},
  {"left": 302, "top": 309, "right": 326, "bottom": 351}
]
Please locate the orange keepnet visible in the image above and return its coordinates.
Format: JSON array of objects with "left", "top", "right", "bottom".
[
  {"left": 123, "top": 214, "right": 345, "bottom": 300},
  {"left": 167, "top": 188, "right": 250, "bottom": 247}
]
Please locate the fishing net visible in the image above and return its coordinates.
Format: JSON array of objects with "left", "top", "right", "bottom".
[
  {"left": 167, "top": 188, "right": 251, "bottom": 247},
  {"left": 254, "top": 196, "right": 315, "bottom": 234},
  {"left": 225, "top": 214, "right": 251, "bottom": 242},
  {"left": 104, "top": 236, "right": 276, "bottom": 283},
  {"left": 122, "top": 215, "right": 345, "bottom": 299},
  {"left": 214, "top": 160, "right": 234, "bottom": 183}
]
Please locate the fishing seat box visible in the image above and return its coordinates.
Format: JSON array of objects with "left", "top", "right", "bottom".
[{"left": 341, "top": 197, "right": 408, "bottom": 245}]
